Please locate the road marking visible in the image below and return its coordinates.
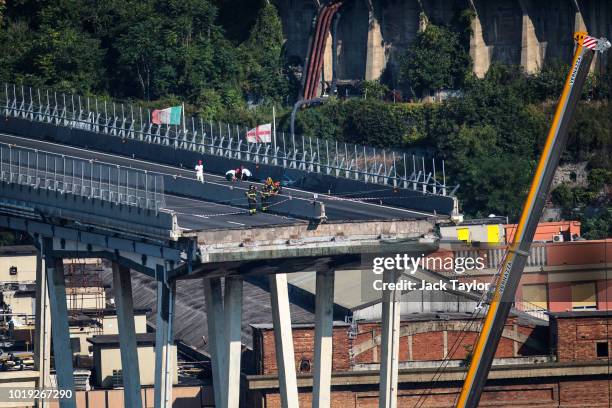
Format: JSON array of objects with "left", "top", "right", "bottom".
[{"left": 226, "top": 221, "right": 245, "bottom": 226}]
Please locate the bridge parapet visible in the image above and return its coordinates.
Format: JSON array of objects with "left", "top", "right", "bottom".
[
  {"left": 0, "top": 145, "right": 178, "bottom": 241},
  {"left": 0, "top": 141, "right": 165, "bottom": 212}
]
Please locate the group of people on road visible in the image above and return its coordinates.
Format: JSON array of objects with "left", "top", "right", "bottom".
[
  {"left": 195, "top": 160, "right": 253, "bottom": 183},
  {"left": 226, "top": 165, "right": 252, "bottom": 182},
  {"left": 194, "top": 159, "right": 281, "bottom": 215},
  {"left": 245, "top": 179, "right": 282, "bottom": 215}
]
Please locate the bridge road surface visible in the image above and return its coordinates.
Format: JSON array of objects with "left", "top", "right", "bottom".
[{"left": 0, "top": 133, "right": 436, "bottom": 228}]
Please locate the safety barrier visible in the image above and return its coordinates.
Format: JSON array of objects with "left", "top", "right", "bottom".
[
  {"left": 0, "top": 142, "right": 165, "bottom": 212},
  {"left": 1, "top": 84, "right": 457, "bottom": 197}
]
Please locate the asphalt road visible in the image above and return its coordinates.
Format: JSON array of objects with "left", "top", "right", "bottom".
[{"left": 0, "top": 133, "right": 436, "bottom": 229}]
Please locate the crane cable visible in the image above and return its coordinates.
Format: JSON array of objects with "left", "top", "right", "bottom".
[
  {"left": 412, "top": 306, "right": 486, "bottom": 408},
  {"left": 606, "top": 240, "right": 610, "bottom": 405},
  {"left": 412, "top": 250, "right": 511, "bottom": 407}
]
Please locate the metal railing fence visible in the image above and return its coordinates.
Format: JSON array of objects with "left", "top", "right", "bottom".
[
  {"left": 1, "top": 84, "right": 457, "bottom": 195},
  {"left": 0, "top": 143, "right": 165, "bottom": 212}
]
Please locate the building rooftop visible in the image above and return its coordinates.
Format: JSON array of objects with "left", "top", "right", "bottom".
[
  {"left": 87, "top": 333, "right": 159, "bottom": 347},
  {"left": 0, "top": 245, "right": 36, "bottom": 256},
  {"left": 251, "top": 322, "right": 350, "bottom": 330},
  {"left": 100, "top": 269, "right": 319, "bottom": 353},
  {"left": 78, "top": 307, "right": 151, "bottom": 316},
  {"left": 68, "top": 313, "right": 100, "bottom": 327},
  {"left": 549, "top": 310, "right": 612, "bottom": 318}
]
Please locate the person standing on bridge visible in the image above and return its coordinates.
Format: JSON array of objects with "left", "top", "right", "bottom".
[
  {"left": 246, "top": 185, "right": 257, "bottom": 215},
  {"left": 195, "top": 160, "right": 204, "bottom": 183},
  {"left": 259, "top": 184, "right": 271, "bottom": 212}
]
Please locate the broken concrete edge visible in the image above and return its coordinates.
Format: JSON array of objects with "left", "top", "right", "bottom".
[
  {"left": 188, "top": 219, "right": 437, "bottom": 263},
  {"left": 185, "top": 219, "right": 435, "bottom": 246},
  {"left": 198, "top": 239, "right": 430, "bottom": 264}
]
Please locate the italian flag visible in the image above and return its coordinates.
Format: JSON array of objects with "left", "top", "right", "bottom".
[{"left": 152, "top": 106, "right": 182, "bottom": 125}]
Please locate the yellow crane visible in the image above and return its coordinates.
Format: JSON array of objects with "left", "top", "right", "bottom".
[{"left": 456, "top": 31, "right": 611, "bottom": 408}]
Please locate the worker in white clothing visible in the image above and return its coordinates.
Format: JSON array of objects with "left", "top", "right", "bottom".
[
  {"left": 227, "top": 166, "right": 252, "bottom": 182},
  {"left": 238, "top": 166, "right": 252, "bottom": 181},
  {"left": 195, "top": 160, "right": 204, "bottom": 183},
  {"left": 225, "top": 169, "right": 237, "bottom": 182}
]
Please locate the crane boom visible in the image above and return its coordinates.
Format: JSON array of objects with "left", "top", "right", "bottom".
[{"left": 456, "top": 32, "right": 611, "bottom": 408}]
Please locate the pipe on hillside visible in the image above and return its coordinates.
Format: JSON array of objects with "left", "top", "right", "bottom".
[
  {"left": 308, "top": 3, "right": 341, "bottom": 99},
  {"left": 303, "top": 5, "right": 332, "bottom": 99}
]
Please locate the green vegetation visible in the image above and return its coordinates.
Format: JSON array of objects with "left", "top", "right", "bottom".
[
  {"left": 399, "top": 24, "right": 471, "bottom": 98},
  {"left": 0, "top": 3, "right": 609, "bottom": 237},
  {"left": 0, "top": 0, "right": 286, "bottom": 111}
]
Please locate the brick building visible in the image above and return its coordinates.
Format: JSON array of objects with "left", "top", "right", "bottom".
[{"left": 246, "top": 312, "right": 612, "bottom": 407}]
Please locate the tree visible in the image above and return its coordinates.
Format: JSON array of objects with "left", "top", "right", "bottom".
[
  {"left": 399, "top": 24, "right": 471, "bottom": 97},
  {"left": 239, "top": 2, "right": 288, "bottom": 104}
]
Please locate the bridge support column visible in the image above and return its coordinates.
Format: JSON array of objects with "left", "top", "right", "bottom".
[
  {"left": 43, "top": 239, "right": 76, "bottom": 408},
  {"left": 468, "top": 3, "right": 490, "bottom": 78},
  {"left": 224, "top": 277, "right": 243, "bottom": 408},
  {"left": 34, "top": 245, "right": 51, "bottom": 405},
  {"left": 519, "top": 0, "right": 542, "bottom": 74},
  {"left": 112, "top": 263, "right": 143, "bottom": 408},
  {"left": 154, "top": 272, "right": 176, "bottom": 408},
  {"left": 203, "top": 277, "right": 227, "bottom": 408},
  {"left": 313, "top": 270, "right": 335, "bottom": 408},
  {"left": 365, "top": 9, "right": 385, "bottom": 81},
  {"left": 379, "top": 270, "right": 401, "bottom": 408},
  {"left": 269, "top": 273, "right": 299, "bottom": 408}
]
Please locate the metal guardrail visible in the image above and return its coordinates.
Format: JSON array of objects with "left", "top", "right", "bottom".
[
  {"left": 454, "top": 243, "right": 548, "bottom": 270},
  {"left": 1, "top": 84, "right": 457, "bottom": 196},
  {"left": 0, "top": 143, "right": 165, "bottom": 212},
  {"left": 513, "top": 300, "right": 549, "bottom": 321}
]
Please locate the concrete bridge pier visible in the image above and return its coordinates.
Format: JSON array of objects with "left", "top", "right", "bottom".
[
  {"left": 42, "top": 238, "right": 76, "bottom": 408},
  {"left": 34, "top": 241, "right": 51, "bottom": 403},
  {"left": 269, "top": 273, "right": 299, "bottom": 408},
  {"left": 224, "top": 277, "right": 244, "bottom": 408},
  {"left": 112, "top": 263, "right": 143, "bottom": 408},
  {"left": 203, "top": 276, "right": 244, "bottom": 408},
  {"left": 154, "top": 270, "right": 176, "bottom": 408},
  {"left": 378, "top": 270, "right": 401, "bottom": 408},
  {"left": 313, "top": 270, "right": 335, "bottom": 408},
  {"left": 519, "top": 0, "right": 543, "bottom": 74},
  {"left": 203, "top": 277, "right": 227, "bottom": 407}
]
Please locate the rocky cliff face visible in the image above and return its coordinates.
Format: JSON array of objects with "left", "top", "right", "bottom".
[{"left": 274, "top": 0, "right": 610, "bottom": 85}]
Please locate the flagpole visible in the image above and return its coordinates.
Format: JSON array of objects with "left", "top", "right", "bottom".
[
  {"left": 272, "top": 105, "right": 277, "bottom": 155},
  {"left": 182, "top": 103, "right": 186, "bottom": 134}
]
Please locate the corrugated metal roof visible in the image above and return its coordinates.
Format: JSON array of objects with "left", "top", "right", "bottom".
[{"left": 100, "top": 269, "right": 316, "bottom": 352}]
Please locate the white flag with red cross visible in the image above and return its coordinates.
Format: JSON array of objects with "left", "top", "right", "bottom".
[{"left": 246, "top": 123, "right": 272, "bottom": 143}]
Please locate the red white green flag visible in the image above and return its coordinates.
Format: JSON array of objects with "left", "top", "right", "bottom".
[{"left": 152, "top": 106, "right": 182, "bottom": 125}]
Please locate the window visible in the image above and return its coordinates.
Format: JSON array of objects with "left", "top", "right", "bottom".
[
  {"left": 70, "top": 338, "right": 81, "bottom": 353},
  {"left": 596, "top": 342, "right": 609, "bottom": 358},
  {"left": 571, "top": 282, "right": 597, "bottom": 311},
  {"left": 9, "top": 266, "right": 17, "bottom": 276},
  {"left": 522, "top": 284, "right": 548, "bottom": 310}
]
